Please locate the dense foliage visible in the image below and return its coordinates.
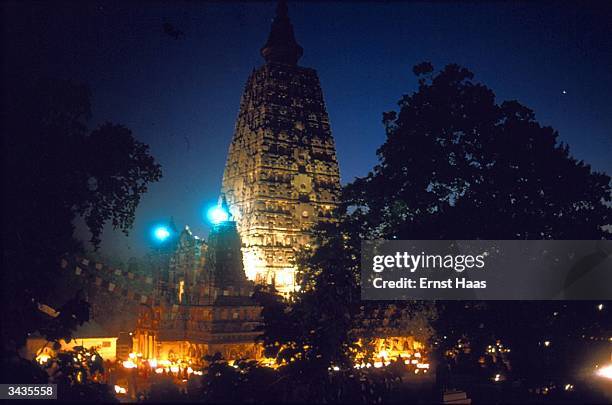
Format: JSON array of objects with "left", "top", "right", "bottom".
[
  {"left": 2, "top": 347, "right": 117, "bottom": 402},
  {"left": 346, "top": 62, "right": 611, "bottom": 240},
  {"left": 2, "top": 78, "right": 162, "bottom": 353},
  {"left": 249, "top": 63, "right": 611, "bottom": 401}
]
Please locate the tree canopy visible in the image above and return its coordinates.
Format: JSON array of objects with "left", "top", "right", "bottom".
[
  {"left": 252, "top": 63, "right": 611, "bottom": 400},
  {"left": 346, "top": 62, "right": 611, "bottom": 240},
  {"left": 344, "top": 63, "right": 611, "bottom": 389},
  {"left": 2, "top": 77, "right": 162, "bottom": 351}
]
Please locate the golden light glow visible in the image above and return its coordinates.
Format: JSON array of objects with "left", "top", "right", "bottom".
[
  {"left": 274, "top": 268, "right": 296, "bottom": 291},
  {"left": 242, "top": 251, "right": 263, "bottom": 281},
  {"left": 126, "top": 353, "right": 206, "bottom": 377},
  {"left": 122, "top": 360, "right": 137, "bottom": 369},
  {"left": 126, "top": 335, "right": 427, "bottom": 376},
  {"left": 36, "top": 354, "right": 50, "bottom": 364},
  {"left": 596, "top": 364, "right": 612, "bottom": 380},
  {"left": 178, "top": 280, "right": 185, "bottom": 303},
  {"left": 351, "top": 337, "right": 429, "bottom": 372}
]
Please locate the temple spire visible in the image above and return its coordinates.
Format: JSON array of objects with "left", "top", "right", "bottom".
[{"left": 260, "top": 0, "right": 303, "bottom": 65}]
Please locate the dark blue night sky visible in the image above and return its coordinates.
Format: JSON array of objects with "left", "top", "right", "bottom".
[{"left": 4, "top": 1, "right": 611, "bottom": 259}]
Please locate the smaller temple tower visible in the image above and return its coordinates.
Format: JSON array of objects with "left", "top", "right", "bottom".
[
  {"left": 135, "top": 202, "right": 262, "bottom": 365},
  {"left": 202, "top": 200, "right": 248, "bottom": 292},
  {"left": 168, "top": 225, "right": 206, "bottom": 304}
]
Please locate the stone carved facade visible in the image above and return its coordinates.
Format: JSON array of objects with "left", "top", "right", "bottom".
[
  {"left": 167, "top": 226, "right": 205, "bottom": 304},
  {"left": 222, "top": 1, "right": 341, "bottom": 294},
  {"left": 135, "top": 220, "right": 263, "bottom": 365}
]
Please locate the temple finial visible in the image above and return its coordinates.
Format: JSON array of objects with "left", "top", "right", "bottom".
[
  {"left": 276, "top": 0, "right": 288, "bottom": 18},
  {"left": 260, "top": 0, "right": 303, "bottom": 65}
]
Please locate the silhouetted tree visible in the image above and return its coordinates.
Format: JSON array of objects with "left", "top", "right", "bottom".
[
  {"left": 144, "top": 376, "right": 187, "bottom": 403},
  {"left": 252, "top": 217, "right": 437, "bottom": 402},
  {"left": 199, "top": 356, "right": 277, "bottom": 403},
  {"left": 43, "top": 346, "right": 117, "bottom": 402},
  {"left": 1, "top": 346, "right": 117, "bottom": 401},
  {"left": 197, "top": 352, "right": 413, "bottom": 403},
  {"left": 255, "top": 63, "right": 611, "bottom": 400},
  {"left": 345, "top": 63, "right": 611, "bottom": 240},
  {"left": 253, "top": 218, "right": 362, "bottom": 374},
  {"left": 342, "top": 63, "right": 611, "bottom": 389},
  {"left": 1, "top": 77, "right": 162, "bottom": 356}
]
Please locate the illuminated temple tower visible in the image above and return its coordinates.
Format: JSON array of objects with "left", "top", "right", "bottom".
[{"left": 222, "top": 1, "right": 341, "bottom": 294}]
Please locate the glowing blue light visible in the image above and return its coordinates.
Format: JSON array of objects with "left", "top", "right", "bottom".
[
  {"left": 153, "top": 226, "right": 171, "bottom": 241},
  {"left": 207, "top": 205, "right": 229, "bottom": 224}
]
